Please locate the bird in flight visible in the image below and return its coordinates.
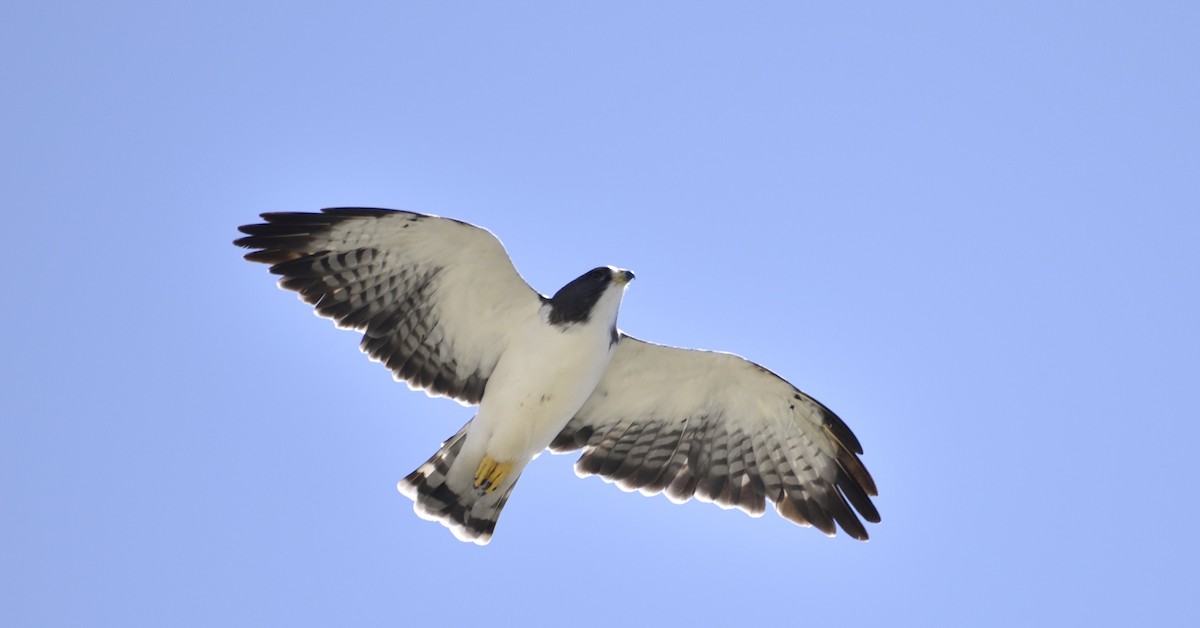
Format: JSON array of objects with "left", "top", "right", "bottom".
[{"left": 235, "top": 208, "right": 880, "bottom": 545}]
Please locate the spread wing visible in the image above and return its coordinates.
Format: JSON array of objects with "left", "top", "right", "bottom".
[
  {"left": 235, "top": 208, "right": 544, "bottom": 404},
  {"left": 550, "top": 335, "right": 880, "bottom": 539}
]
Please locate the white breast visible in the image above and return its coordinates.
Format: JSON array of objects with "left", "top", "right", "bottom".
[
  {"left": 470, "top": 309, "right": 617, "bottom": 463},
  {"left": 440, "top": 274, "right": 630, "bottom": 496}
]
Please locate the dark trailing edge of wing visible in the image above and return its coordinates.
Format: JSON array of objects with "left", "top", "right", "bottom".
[
  {"left": 234, "top": 208, "right": 490, "bottom": 404},
  {"left": 550, "top": 393, "right": 880, "bottom": 540}
]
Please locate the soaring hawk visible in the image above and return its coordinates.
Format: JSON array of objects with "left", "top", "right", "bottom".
[{"left": 235, "top": 208, "right": 880, "bottom": 544}]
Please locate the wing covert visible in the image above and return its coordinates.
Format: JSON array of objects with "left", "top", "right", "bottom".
[
  {"left": 550, "top": 335, "right": 880, "bottom": 539},
  {"left": 236, "top": 208, "right": 544, "bottom": 404}
]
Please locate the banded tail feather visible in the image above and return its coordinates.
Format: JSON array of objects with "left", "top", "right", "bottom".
[{"left": 397, "top": 422, "right": 518, "bottom": 545}]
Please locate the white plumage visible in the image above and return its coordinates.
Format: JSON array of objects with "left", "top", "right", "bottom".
[
  {"left": 237, "top": 208, "right": 879, "bottom": 544},
  {"left": 442, "top": 282, "right": 625, "bottom": 520}
]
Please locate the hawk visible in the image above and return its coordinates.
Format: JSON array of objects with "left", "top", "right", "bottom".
[{"left": 235, "top": 208, "right": 880, "bottom": 544}]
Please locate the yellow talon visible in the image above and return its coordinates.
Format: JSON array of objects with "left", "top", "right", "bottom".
[
  {"left": 473, "top": 454, "right": 513, "bottom": 494},
  {"left": 474, "top": 456, "right": 496, "bottom": 487},
  {"left": 486, "top": 462, "right": 512, "bottom": 493}
]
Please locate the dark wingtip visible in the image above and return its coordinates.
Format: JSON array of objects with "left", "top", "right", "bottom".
[
  {"left": 234, "top": 211, "right": 332, "bottom": 262},
  {"left": 319, "top": 207, "right": 404, "bottom": 217},
  {"left": 244, "top": 249, "right": 302, "bottom": 264},
  {"left": 818, "top": 403, "right": 863, "bottom": 455},
  {"left": 839, "top": 470, "right": 882, "bottom": 524}
]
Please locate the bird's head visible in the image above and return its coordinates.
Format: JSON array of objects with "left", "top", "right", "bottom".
[{"left": 547, "top": 266, "right": 634, "bottom": 326}]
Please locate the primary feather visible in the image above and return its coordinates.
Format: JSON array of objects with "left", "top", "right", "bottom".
[{"left": 237, "top": 208, "right": 879, "bottom": 543}]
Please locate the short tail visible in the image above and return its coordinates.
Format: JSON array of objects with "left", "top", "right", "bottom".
[{"left": 397, "top": 423, "right": 518, "bottom": 545}]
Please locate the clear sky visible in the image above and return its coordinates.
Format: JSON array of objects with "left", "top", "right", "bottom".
[{"left": 3, "top": 2, "right": 1198, "bottom": 626}]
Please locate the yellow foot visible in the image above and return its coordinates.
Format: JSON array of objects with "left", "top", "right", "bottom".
[{"left": 473, "top": 454, "right": 513, "bottom": 494}]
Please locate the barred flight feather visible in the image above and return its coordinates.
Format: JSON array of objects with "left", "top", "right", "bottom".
[
  {"left": 552, "top": 335, "right": 880, "bottom": 540},
  {"left": 235, "top": 208, "right": 544, "bottom": 405},
  {"left": 238, "top": 208, "right": 880, "bottom": 544}
]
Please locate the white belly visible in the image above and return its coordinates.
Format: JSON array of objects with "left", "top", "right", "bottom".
[{"left": 466, "top": 314, "right": 616, "bottom": 466}]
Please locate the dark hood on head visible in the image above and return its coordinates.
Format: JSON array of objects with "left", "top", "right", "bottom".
[{"left": 547, "top": 267, "right": 616, "bottom": 325}]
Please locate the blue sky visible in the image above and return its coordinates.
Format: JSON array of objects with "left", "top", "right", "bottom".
[{"left": 3, "top": 2, "right": 1198, "bottom": 626}]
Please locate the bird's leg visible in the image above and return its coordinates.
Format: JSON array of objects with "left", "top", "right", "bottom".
[{"left": 473, "top": 454, "right": 513, "bottom": 494}]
